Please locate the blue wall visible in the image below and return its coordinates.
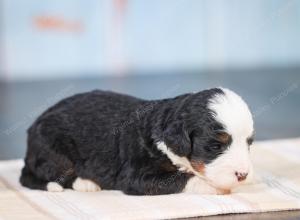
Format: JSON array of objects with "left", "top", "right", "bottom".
[{"left": 1, "top": 0, "right": 300, "bottom": 80}]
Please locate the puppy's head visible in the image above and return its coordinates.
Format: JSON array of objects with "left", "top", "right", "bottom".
[{"left": 162, "top": 88, "right": 254, "bottom": 190}]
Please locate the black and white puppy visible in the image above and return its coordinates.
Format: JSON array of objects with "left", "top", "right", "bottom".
[{"left": 20, "top": 88, "right": 254, "bottom": 195}]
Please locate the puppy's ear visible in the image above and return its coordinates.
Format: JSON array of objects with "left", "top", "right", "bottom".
[{"left": 163, "top": 121, "right": 191, "bottom": 156}]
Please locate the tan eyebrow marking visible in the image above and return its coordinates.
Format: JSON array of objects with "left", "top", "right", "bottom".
[{"left": 217, "top": 132, "right": 231, "bottom": 144}]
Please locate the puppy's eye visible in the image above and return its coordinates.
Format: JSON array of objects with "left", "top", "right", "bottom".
[
  {"left": 211, "top": 144, "right": 222, "bottom": 150},
  {"left": 247, "top": 137, "right": 254, "bottom": 146},
  {"left": 216, "top": 132, "right": 232, "bottom": 145}
]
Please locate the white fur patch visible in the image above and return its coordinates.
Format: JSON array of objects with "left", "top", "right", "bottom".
[
  {"left": 47, "top": 182, "right": 64, "bottom": 192},
  {"left": 156, "top": 142, "right": 206, "bottom": 180},
  {"left": 209, "top": 88, "right": 254, "bottom": 136},
  {"left": 156, "top": 141, "right": 192, "bottom": 172},
  {"left": 183, "top": 176, "right": 219, "bottom": 195},
  {"left": 72, "top": 177, "right": 101, "bottom": 192},
  {"left": 205, "top": 88, "right": 254, "bottom": 189}
]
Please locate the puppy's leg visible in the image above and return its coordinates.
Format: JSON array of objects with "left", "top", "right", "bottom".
[
  {"left": 21, "top": 148, "right": 76, "bottom": 192},
  {"left": 122, "top": 170, "right": 224, "bottom": 195},
  {"left": 72, "top": 177, "right": 101, "bottom": 192},
  {"left": 47, "top": 182, "right": 64, "bottom": 192},
  {"left": 20, "top": 166, "right": 48, "bottom": 190},
  {"left": 183, "top": 176, "right": 222, "bottom": 195}
]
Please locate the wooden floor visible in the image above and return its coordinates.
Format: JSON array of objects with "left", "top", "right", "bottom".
[
  {"left": 184, "top": 210, "right": 300, "bottom": 220},
  {"left": 0, "top": 69, "right": 300, "bottom": 219}
]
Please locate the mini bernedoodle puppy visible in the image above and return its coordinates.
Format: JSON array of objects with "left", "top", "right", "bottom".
[{"left": 20, "top": 88, "right": 254, "bottom": 195}]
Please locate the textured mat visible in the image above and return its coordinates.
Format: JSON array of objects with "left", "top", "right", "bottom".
[{"left": 0, "top": 138, "right": 300, "bottom": 220}]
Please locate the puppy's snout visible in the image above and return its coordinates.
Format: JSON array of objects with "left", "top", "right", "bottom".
[{"left": 235, "top": 171, "right": 248, "bottom": 182}]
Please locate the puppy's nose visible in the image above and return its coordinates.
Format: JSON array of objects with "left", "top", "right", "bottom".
[{"left": 235, "top": 172, "right": 248, "bottom": 182}]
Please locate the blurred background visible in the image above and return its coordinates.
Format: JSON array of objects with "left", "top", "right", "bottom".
[{"left": 0, "top": 0, "right": 300, "bottom": 159}]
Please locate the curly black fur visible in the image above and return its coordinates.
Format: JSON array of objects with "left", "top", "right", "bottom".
[{"left": 20, "top": 88, "right": 226, "bottom": 195}]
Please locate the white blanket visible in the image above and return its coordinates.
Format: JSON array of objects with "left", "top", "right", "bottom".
[{"left": 0, "top": 138, "right": 300, "bottom": 220}]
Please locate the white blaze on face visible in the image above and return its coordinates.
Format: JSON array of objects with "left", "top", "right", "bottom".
[{"left": 205, "top": 88, "right": 254, "bottom": 189}]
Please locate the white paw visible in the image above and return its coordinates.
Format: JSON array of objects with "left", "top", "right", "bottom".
[
  {"left": 47, "top": 182, "right": 64, "bottom": 192},
  {"left": 183, "top": 176, "right": 219, "bottom": 195},
  {"left": 72, "top": 177, "right": 101, "bottom": 192}
]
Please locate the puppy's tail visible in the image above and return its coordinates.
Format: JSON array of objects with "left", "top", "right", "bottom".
[{"left": 20, "top": 166, "right": 47, "bottom": 190}]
